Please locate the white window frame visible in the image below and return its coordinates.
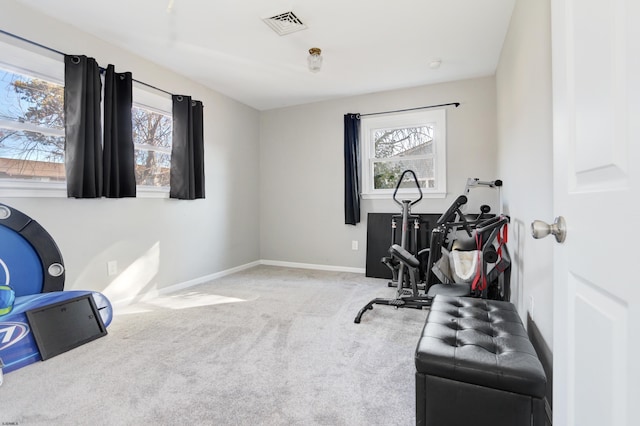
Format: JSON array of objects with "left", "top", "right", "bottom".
[
  {"left": 0, "top": 35, "right": 66, "bottom": 198},
  {"left": 360, "top": 109, "right": 447, "bottom": 199}
]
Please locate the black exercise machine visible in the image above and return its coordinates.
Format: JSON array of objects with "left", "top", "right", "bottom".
[
  {"left": 379, "top": 170, "right": 424, "bottom": 290},
  {"left": 354, "top": 172, "right": 511, "bottom": 323}
]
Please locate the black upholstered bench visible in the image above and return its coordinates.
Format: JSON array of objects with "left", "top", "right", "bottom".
[{"left": 415, "top": 295, "right": 547, "bottom": 426}]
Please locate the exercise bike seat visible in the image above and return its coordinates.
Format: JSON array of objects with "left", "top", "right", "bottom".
[{"left": 389, "top": 244, "right": 420, "bottom": 268}]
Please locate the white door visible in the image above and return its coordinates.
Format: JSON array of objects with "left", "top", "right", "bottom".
[{"left": 551, "top": 0, "right": 639, "bottom": 425}]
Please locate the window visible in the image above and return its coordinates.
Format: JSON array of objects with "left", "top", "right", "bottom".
[
  {"left": 132, "top": 85, "right": 173, "bottom": 190},
  {"left": 0, "top": 35, "right": 174, "bottom": 197},
  {"left": 361, "top": 109, "right": 447, "bottom": 198},
  {"left": 0, "top": 37, "right": 65, "bottom": 190},
  {"left": 0, "top": 66, "right": 65, "bottom": 182}
]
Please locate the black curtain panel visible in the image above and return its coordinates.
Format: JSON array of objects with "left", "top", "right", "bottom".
[
  {"left": 170, "top": 95, "right": 205, "bottom": 200},
  {"left": 344, "top": 113, "right": 361, "bottom": 225},
  {"left": 64, "top": 55, "right": 103, "bottom": 198},
  {"left": 103, "top": 64, "right": 136, "bottom": 198},
  {"left": 191, "top": 100, "right": 205, "bottom": 198}
]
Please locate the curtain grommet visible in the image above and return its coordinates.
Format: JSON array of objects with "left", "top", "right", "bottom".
[
  {"left": 176, "top": 95, "right": 183, "bottom": 102},
  {"left": 71, "top": 56, "right": 81, "bottom": 64}
]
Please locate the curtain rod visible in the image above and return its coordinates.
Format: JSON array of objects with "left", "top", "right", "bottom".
[
  {"left": 0, "top": 28, "right": 174, "bottom": 97},
  {"left": 359, "top": 102, "right": 460, "bottom": 117}
]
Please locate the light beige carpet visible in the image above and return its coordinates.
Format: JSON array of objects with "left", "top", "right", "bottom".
[{"left": 0, "top": 265, "right": 429, "bottom": 425}]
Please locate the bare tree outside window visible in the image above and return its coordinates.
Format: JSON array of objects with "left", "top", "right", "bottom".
[
  {"left": 372, "top": 125, "right": 435, "bottom": 189},
  {"left": 132, "top": 105, "right": 172, "bottom": 187},
  {"left": 0, "top": 68, "right": 65, "bottom": 181}
]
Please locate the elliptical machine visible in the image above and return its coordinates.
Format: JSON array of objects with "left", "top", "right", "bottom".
[
  {"left": 379, "top": 170, "right": 425, "bottom": 291},
  {"left": 354, "top": 170, "right": 439, "bottom": 323}
]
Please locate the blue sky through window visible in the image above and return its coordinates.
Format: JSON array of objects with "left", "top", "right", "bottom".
[{"left": 0, "top": 68, "right": 65, "bottom": 163}]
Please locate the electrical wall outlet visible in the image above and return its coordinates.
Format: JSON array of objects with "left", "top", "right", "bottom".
[
  {"left": 351, "top": 240, "right": 359, "bottom": 250},
  {"left": 107, "top": 260, "right": 118, "bottom": 276}
]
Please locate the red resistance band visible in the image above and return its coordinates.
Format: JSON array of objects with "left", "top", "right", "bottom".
[
  {"left": 472, "top": 221, "right": 509, "bottom": 292},
  {"left": 472, "top": 233, "right": 486, "bottom": 292}
]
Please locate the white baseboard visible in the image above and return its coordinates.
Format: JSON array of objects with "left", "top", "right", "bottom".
[
  {"left": 111, "top": 259, "right": 364, "bottom": 308},
  {"left": 110, "top": 260, "right": 260, "bottom": 307},
  {"left": 260, "top": 259, "right": 366, "bottom": 274},
  {"left": 156, "top": 260, "right": 262, "bottom": 296}
]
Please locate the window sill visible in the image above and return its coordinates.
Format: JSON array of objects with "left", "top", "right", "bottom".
[
  {"left": 0, "top": 180, "right": 67, "bottom": 198},
  {"left": 0, "top": 180, "right": 169, "bottom": 199},
  {"left": 136, "top": 186, "right": 170, "bottom": 198}
]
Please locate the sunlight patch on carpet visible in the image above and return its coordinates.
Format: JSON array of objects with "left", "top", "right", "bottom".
[{"left": 115, "top": 291, "right": 248, "bottom": 315}]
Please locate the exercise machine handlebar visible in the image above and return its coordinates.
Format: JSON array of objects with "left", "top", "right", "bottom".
[
  {"left": 475, "top": 215, "right": 509, "bottom": 237},
  {"left": 464, "top": 178, "right": 503, "bottom": 191},
  {"left": 392, "top": 169, "right": 423, "bottom": 208},
  {"left": 435, "top": 195, "right": 468, "bottom": 227}
]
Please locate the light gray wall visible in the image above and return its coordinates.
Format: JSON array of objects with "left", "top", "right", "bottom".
[
  {"left": 496, "top": 0, "right": 554, "bottom": 345},
  {"left": 0, "top": 1, "right": 261, "bottom": 304},
  {"left": 259, "top": 77, "right": 498, "bottom": 269},
  {"left": 1, "top": 2, "right": 552, "bottom": 347}
]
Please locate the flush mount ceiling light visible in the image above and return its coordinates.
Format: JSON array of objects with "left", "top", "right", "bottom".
[{"left": 308, "top": 48, "right": 323, "bottom": 73}]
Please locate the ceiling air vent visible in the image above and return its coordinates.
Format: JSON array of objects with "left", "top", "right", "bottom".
[{"left": 263, "top": 11, "right": 307, "bottom": 36}]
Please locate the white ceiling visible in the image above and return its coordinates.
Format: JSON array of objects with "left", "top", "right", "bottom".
[{"left": 15, "top": 0, "right": 516, "bottom": 111}]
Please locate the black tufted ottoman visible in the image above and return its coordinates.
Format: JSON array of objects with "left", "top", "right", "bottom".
[{"left": 415, "top": 295, "right": 547, "bottom": 426}]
